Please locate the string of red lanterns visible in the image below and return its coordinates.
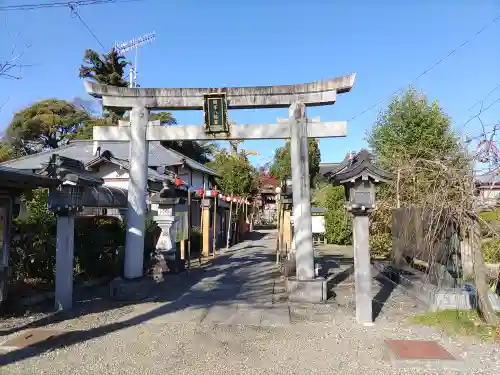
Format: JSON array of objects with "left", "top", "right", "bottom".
[{"left": 170, "top": 174, "right": 251, "bottom": 205}]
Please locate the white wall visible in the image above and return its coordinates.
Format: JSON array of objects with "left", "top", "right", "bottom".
[{"left": 94, "top": 163, "right": 130, "bottom": 190}]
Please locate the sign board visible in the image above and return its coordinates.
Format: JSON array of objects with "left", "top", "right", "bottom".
[
  {"left": 311, "top": 216, "right": 325, "bottom": 234},
  {"left": 203, "top": 93, "right": 228, "bottom": 133}
]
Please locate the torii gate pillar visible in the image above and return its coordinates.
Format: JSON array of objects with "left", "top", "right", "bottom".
[
  {"left": 289, "top": 102, "right": 315, "bottom": 280},
  {"left": 124, "top": 106, "right": 150, "bottom": 279}
]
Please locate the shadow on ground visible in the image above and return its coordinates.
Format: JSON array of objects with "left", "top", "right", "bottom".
[{"left": 0, "top": 230, "right": 283, "bottom": 366}]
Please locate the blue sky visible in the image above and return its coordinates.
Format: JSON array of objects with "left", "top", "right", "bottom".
[{"left": 1, "top": 0, "right": 499, "bottom": 167}]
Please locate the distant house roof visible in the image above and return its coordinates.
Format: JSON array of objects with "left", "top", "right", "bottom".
[
  {"left": 0, "top": 140, "right": 218, "bottom": 177},
  {"left": 86, "top": 150, "right": 180, "bottom": 186},
  {"left": 319, "top": 162, "right": 343, "bottom": 177},
  {"left": 319, "top": 152, "right": 355, "bottom": 179}
]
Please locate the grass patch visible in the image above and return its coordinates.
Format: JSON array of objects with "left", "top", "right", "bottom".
[{"left": 410, "top": 309, "right": 500, "bottom": 342}]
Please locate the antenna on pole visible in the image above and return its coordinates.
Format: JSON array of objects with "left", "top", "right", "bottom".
[{"left": 114, "top": 31, "right": 156, "bottom": 88}]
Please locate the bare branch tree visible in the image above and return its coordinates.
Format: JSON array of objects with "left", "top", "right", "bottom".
[{"left": 0, "top": 18, "right": 31, "bottom": 81}]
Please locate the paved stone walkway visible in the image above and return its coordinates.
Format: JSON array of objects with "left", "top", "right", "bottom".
[{"left": 1, "top": 230, "right": 499, "bottom": 374}]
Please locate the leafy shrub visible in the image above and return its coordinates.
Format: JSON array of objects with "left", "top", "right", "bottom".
[
  {"left": 324, "top": 186, "right": 352, "bottom": 245},
  {"left": 10, "top": 189, "right": 57, "bottom": 282},
  {"left": 190, "top": 226, "right": 202, "bottom": 254},
  {"left": 74, "top": 216, "right": 126, "bottom": 279},
  {"left": 369, "top": 231, "right": 393, "bottom": 259},
  {"left": 482, "top": 240, "right": 500, "bottom": 264},
  {"left": 8, "top": 188, "right": 209, "bottom": 288}
]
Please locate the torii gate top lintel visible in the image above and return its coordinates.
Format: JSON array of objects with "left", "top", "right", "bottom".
[{"left": 83, "top": 73, "right": 356, "bottom": 110}]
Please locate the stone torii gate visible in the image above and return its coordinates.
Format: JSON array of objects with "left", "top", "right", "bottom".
[{"left": 84, "top": 74, "right": 355, "bottom": 283}]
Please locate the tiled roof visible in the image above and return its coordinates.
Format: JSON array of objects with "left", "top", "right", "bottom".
[
  {"left": 319, "top": 162, "right": 343, "bottom": 176},
  {"left": 0, "top": 140, "right": 218, "bottom": 176},
  {"left": 0, "top": 165, "right": 59, "bottom": 189}
]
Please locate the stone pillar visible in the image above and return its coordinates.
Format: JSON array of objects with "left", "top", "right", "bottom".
[
  {"left": 152, "top": 205, "right": 176, "bottom": 277},
  {"left": 55, "top": 214, "right": 75, "bottom": 310},
  {"left": 202, "top": 198, "right": 211, "bottom": 257},
  {"left": 124, "top": 106, "right": 150, "bottom": 279},
  {"left": 289, "top": 102, "right": 314, "bottom": 280},
  {"left": 353, "top": 214, "right": 373, "bottom": 326}
]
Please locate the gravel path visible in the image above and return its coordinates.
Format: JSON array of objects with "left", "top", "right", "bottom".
[{"left": 1, "top": 230, "right": 499, "bottom": 374}]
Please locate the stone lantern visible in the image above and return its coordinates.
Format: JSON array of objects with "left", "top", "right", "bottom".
[
  {"left": 149, "top": 180, "right": 187, "bottom": 277},
  {"left": 44, "top": 154, "right": 103, "bottom": 311},
  {"left": 329, "top": 150, "right": 392, "bottom": 326}
]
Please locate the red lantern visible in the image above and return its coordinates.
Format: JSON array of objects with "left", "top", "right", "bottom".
[
  {"left": 174, "top": 177, "right": 182, "bottom": 186},
  {"left": 199, "top": 188, "right": 205, "bottom": 196}
]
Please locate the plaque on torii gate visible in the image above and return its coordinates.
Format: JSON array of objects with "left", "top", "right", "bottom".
[{"left": 84, "top": 74, "right": 356, "bottom": 284}]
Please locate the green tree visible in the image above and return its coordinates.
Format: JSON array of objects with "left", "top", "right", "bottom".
[
  {"left": 207, "top": 151, "right": 259, "bottom": 197},
  {"left": 324, "top": 185, "right": 352, "bottom": 245},
  {"left": 79, "top": 48, "right": 129, "bottom": 87},
  {"left": 368, "top": 88, "right": 458, "bottom": 169},
  {"left": 0, "top": 142, "right": 14, "bottom": 162},
  {"left": 69, "top": 116, "right": 109, "bottom": 141},
  {"left": 367, "top": 88, "right": 498, "bottom": 324},
  {"left": 5, "top": 99, "right": 91, "bottom": 153},
  {"left": 79, "top": 48, "right": 130, "bottom": 121},
  {"left": 269, "top": 139, "right": 321, "bottom": 187},
  {"left": 365, "top": 89, "right": 463, "bottom": 258}
]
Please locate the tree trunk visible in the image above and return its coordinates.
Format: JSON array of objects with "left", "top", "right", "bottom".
[{"left": 471, "top": 220, "right": 498, "bottom": 325}]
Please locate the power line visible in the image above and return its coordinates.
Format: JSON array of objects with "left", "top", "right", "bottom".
[
  {"left": 348, "top": 13, "right": 500, "bottom": 122},
  {"left": 69, "top": 4, "right": 105, "bottom": 50},
  {"left": 461, "top": 96, "right": 500, "bottom": 128},
  {"left": 0, "top": 0, "right": 143, "bottom": 12},
  {"left": 467, "top": 83, "right": 500, "bottom": 112}
]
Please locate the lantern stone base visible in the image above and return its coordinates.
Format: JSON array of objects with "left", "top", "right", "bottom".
[
  {"left": 148, "top": 256, "right": 170, "bottom": 282},
  {"left": 286, "top": 277, "right": 328, "bottom": 303},
  {"left": 109, "top": 276, "right": 162, "bottom": 302}
]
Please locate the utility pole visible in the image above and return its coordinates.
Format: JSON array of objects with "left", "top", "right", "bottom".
[{"left": 114, "top": 32, "right": 156, "bottom": 88}]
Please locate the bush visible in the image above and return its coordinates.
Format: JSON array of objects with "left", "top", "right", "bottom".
[
  {"left": 74, "top": 216, "right": 126, "bottom": 279},
  {"left": 8, "top": 188, "right": 210, "bottom": 288},
  {"left": 324, "top": 186, "right": 352, "bottom": 245},
  {"left": 369, "top": 231, "right": 392, "bottom": 259},
  {"left": 10, "top": 189, "right": 57, "bottom": 282},
  {"left": 483, "top": 240, "right": 500, "bottom": 264},
  {"left": 189, "top": 227, "right": 202, "bottom": 254}
]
